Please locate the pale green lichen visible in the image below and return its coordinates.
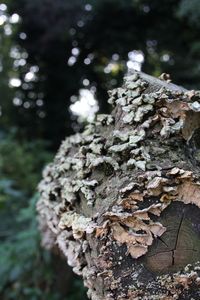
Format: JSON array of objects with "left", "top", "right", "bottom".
[
  {"left": 59, "top": 211, "right": 95, "bottom": 239},
  {"left": 37, "top": 71, "right": 200, "bottom": 300},
  {"left": 96, "top": 114, "right": 114, "bottom": 125}
]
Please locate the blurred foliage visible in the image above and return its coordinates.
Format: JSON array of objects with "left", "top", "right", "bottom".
[
  {"left": 0, "top": 0, "right": 200, "bottom": 149},
  {"left": 0, "top": 133, "right": 87, "bottom": 300},
  {"left": 2, "top": 0, "right": 200, "bottom": 149},
  {"left": 0, "top": 133, "right": 52, "bottom": 194},
  {"left": 1, "top": 0, "right": 200, "bottom": 299},
  {"left": 178, "top": 0, "right": 200, "bottom": 27},
  {"left": 0, "top": 193, "right": 87, "bottom": 300}
]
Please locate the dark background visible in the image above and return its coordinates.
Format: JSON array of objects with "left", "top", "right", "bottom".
[{"left": 1, "top": 0, "right": 200, "bottom": 299}]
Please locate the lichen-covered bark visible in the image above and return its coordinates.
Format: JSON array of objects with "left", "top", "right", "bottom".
[{"left": 37, "top": 71, "right": 200, "bottom": 299}]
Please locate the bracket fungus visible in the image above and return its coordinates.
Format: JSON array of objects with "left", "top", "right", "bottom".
[{"left": 38, "top": 71, "right": 200, "bottom": 300}]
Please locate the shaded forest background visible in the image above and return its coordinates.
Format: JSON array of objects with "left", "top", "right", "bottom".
[{"left": 1, "top": 0, "right": 200, "bottom": 299}]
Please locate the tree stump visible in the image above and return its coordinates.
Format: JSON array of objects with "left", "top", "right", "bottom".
[{"left": 37, "top": 71, "right": 200, "bottom": 300}]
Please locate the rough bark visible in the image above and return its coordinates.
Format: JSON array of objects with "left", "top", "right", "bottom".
[{"left": 37, "top": 71, "right": 200, "bottom": 300}]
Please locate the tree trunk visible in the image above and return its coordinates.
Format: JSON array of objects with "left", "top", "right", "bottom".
[{"left": 37, "top": 71, "right": 200, "bottom": 300}]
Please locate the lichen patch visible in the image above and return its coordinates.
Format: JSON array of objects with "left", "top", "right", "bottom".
[{"left": 37, "top": 71, "right": 200, "bottom": 300}]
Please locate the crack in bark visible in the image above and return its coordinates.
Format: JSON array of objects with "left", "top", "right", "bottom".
[
  {"left": 172, "top": 213, "right": 184, "bottom": 266},
  {"left": 147, "top": 248, "right": 198, "bottom": 259},
  {"left": 147, "top": 249, "right": 173, "bottom": 258},
  {"left": 157, "top": 236, "right": 169, "bottom": 248}
]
